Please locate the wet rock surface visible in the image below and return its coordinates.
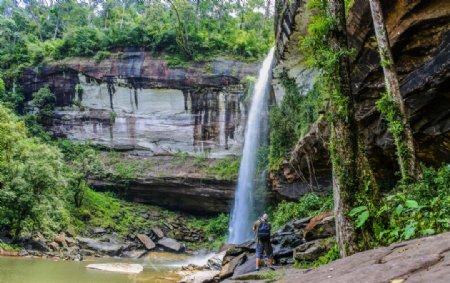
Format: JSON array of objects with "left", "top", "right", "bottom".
[{"left": 219, "top": 215, "right": 335, "bottom": 279}]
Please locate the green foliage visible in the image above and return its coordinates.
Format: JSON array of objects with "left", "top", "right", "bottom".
[
  {"left": 32, "top": 86, "right": 55, "bottom": 120},
  {"left": 241, "top": 75, "right": 256, "bottom": 106},
  {"left": 268, "top": 73, "right": 323, "bottom": 169},
  {"left": 376, "top": 93, "right": 410, "bottom": 182},
  {"left": 271, "top": 193, "right": 333, "bottom": 229},
  {"left": 61, "top": 27, "right": 104, "bottom": 57},
  {"left": 206, "top": 156, "right": 241, "bottom": 180},
  {"left": 93, "top": 50, "right": 112, "bottom": 63},
  {"left": 296, "top": 243, "right": 340, "bottom": 268},
  {"left": 206, "top": 213, "right": 229, "bottom": 237},
  {"left": 0, "top": 104, "right": 69, "bottom": 237},
  {"left": 0, "top": 78, "right": 5, "bottom": 96},
  {"left": 350, "top": 166, "right": 450, "bottom": 246},
  {"left": 0, "top": 0, "right": 273, "bottom": 92},
  {"left": 312, "top": 244, "right": 340, "bottom": 267},
  {"left": 0, "top": 242, "right": 21, "bottom": 252},
  {"left": 0, "top": 79, "right": 25, "bottom": 112}
]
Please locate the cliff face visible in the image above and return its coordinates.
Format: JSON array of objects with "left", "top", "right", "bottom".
[
  {"left": 272, "top": 0, "right": 450, "bottom": 200},
  {"left": 21, "top": 52, "right": 260, "bottom": 214},
  {"left": 23, "top": 52, "right": 258, "bottom": 156}
]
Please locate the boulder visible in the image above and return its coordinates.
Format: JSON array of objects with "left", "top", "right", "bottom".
[
  {"left": 292, "top": 217, "right": 313, "bottom": 229},
  {"left": 304, "top": 214, "right": 335, "bottom": 241},
  {"left": 18, "top": 249, "right": 29, "bottom": 256},
  {"left": 80, "top": 249, "right": 96, "bottom": 257},
  {"left": 151, "top": 227, "right": 165, "bottom": 239},
  {"left": 28, "top": 237, "right": 50, "bottom": 252},
  {"left": 48, "top": 242, "right": 60, "bottom": 251},
  {"left": 121, "top": 249, "right": 147, "bottom": 259},
  {"left": 66, "top": 227, "right": 77, "bottom": 237},
  {"left": 77, "top": 237, "right": 123, "bottom": 256},
  {"left": 54, "top": 234, "right": 68, "bottom": 248},
  {"left": 206, "top": 251, "right": 226, "bottom": 271},
  {"left": 65, "top": 237, "right": 77, "bottom": 247},
  {"left": 179, "top": 270, "right": 220, "bottom": 283},
  {"left": 219, "top": 253, "right": 247, "bottom": 280},
  {"left": 294, "top": 237, "right": 334, "bottom": 262},
  {"left": 91, "top": 227, "right": 107, "bottom": 234},
  {"left": 158, "top": 237, "right": 183, "bottom": 253},
  {"left": 86, "top": 263, "right": 143, "bottom": 274},
  {"left": 136, "top": 234, "right": 156, "bottom": 250},
  {"left": 233, "top": 254, "right": 257, "bottom": 276}
]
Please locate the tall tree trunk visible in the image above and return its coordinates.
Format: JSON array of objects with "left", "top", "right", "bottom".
[
  {"left": 369, "top": 0, "right": 419, "bottom": 181},
  {"left": 329, "top": 0, "right": 359, "bottom": 257},
  {"left": 168, "top": 0, "right": 193, "bottom": 60}
]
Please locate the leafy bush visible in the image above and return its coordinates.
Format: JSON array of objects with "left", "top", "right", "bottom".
[
  {"left": 271, "top": 193, "right": 333, "bottom": 229},
  {"left": 206, "top": 213, "right": 229, "bottom": 237},
  {"left": 0, "top": 104, "right": 69, "bottom": 237},
  {"left": 61, "top": 27, "right": 104, "bottom": 57},
  {"left": 268, "top": 74, "right": 323, "bottom": 169},
  {"left": 32, "top": 86, "right": 55, "bottom": 119},
  {"left": 350, "top": 165, "right": 450, "bottom": 245},
  {"left": 94, "top": 50, "right": 112, "bottom": 63}
]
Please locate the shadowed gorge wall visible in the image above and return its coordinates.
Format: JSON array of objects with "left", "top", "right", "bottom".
[{"left": 271, "top": 0, "right": 450, "bottom": 200}]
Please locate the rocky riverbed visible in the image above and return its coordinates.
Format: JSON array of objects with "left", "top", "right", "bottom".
[
  {"left": 0, "top": 200, "right": 212, "bottom": 261},
  {"left": 175, "top": 212, "right": 336, "bottom": 282}
]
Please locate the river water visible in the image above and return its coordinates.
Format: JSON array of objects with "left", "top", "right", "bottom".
[{"left": 0, "top": 252, "right": 197, "bottom": 283}]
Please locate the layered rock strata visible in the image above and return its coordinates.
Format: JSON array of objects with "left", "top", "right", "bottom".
[{"left": 271, "top": 0, "right": 450, "bottom": 199}]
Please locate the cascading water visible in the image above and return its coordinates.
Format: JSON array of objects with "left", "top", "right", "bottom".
[{"left": 228, "top": 48, "right": 275, "bottom": 244}]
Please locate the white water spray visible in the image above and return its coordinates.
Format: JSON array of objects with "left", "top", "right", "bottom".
[{"left": 228, "top": 48, "right": 274, "bottom": 244}]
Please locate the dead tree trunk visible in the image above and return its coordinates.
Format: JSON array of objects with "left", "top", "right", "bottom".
[
  {"left": 329, "top": 0, "right": 359, "bottom": 257},
  {"left": 369, "top": 0, "right": 419, "bottom": 181}
]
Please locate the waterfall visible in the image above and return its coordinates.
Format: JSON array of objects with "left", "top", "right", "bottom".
[{"left": 228, "top": 48, "right": 275, "bottom": 244}]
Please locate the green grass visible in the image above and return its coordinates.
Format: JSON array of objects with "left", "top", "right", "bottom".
[
  {"left": 0, "top": 242, "right": 21, "bottom": 252},
  {"left": 207, "top": 156, "right": 241, "bottom": 180},
  {"left": 69, "top": 188, "right": 160, "bottom": 235}
]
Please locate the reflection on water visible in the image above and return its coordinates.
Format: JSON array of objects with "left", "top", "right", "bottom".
[{"left": 0, "top": 252, "right": 191, "bottom": 283}]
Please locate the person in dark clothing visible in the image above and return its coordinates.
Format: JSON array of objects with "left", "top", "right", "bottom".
[{"left": 252, "top": 213, "right": 274, "bottom": 271}]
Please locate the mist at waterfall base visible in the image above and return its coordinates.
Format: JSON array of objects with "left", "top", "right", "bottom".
[{"left": 228, "top": 48, "right": 274, "bottom": 244}]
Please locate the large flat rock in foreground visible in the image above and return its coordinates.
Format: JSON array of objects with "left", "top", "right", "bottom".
[
  {"left": 283, "top": 232, "right": 450, "bottom": 282},
  {"left": 228, "top": 232, "right": 450, "bottom": 282}
]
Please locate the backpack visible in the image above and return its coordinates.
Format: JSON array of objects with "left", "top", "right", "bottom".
[{"left": 257, "top": 221, "right": 271, "bottom": 240}]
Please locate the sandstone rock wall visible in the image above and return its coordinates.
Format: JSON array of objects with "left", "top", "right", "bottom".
[
  {"left": 23, "top": 52, "right": 258, "bottom": 156},
  {"left": 272, "top": 0, "right": 450, "bottom": 200}
]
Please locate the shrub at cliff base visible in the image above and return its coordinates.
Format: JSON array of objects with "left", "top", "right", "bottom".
[{"left": 0, "top": 104, "right": 69, "bottom": 237}]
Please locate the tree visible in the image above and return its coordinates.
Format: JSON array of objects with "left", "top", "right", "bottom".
[
  {"left": 71, "top": 148, "right": 100, "bottom": 207},
  {"left": 32, "top": 86, "right": 55, "bottom": 120},
  {"left": 329, "top": 0, "right": 359, "bottom": 257},
  {"left": 0, "top": 104, "right": 68, "bottom": 237},
  {"left": 369, "top": 0, "right": 419, "bottom": 182},
  {"left": 167, "top": 0, "right": 194, "bottom": 59}
]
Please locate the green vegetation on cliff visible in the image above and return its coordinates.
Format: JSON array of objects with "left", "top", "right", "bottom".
[
  {"left": 268, "top": 73, "right": 323, "bottom": 169},
  {"left": 0, "top": 0, "right": 273, "bottom": 86}
]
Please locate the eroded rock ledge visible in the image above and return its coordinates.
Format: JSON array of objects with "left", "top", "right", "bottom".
[{"left": 89, "top": 176, "right": 234, "bottom": 215}]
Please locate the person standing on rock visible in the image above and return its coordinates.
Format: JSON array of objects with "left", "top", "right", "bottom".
[{"left": 252, "top": 213, "right": 275, "bottom": 271}]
